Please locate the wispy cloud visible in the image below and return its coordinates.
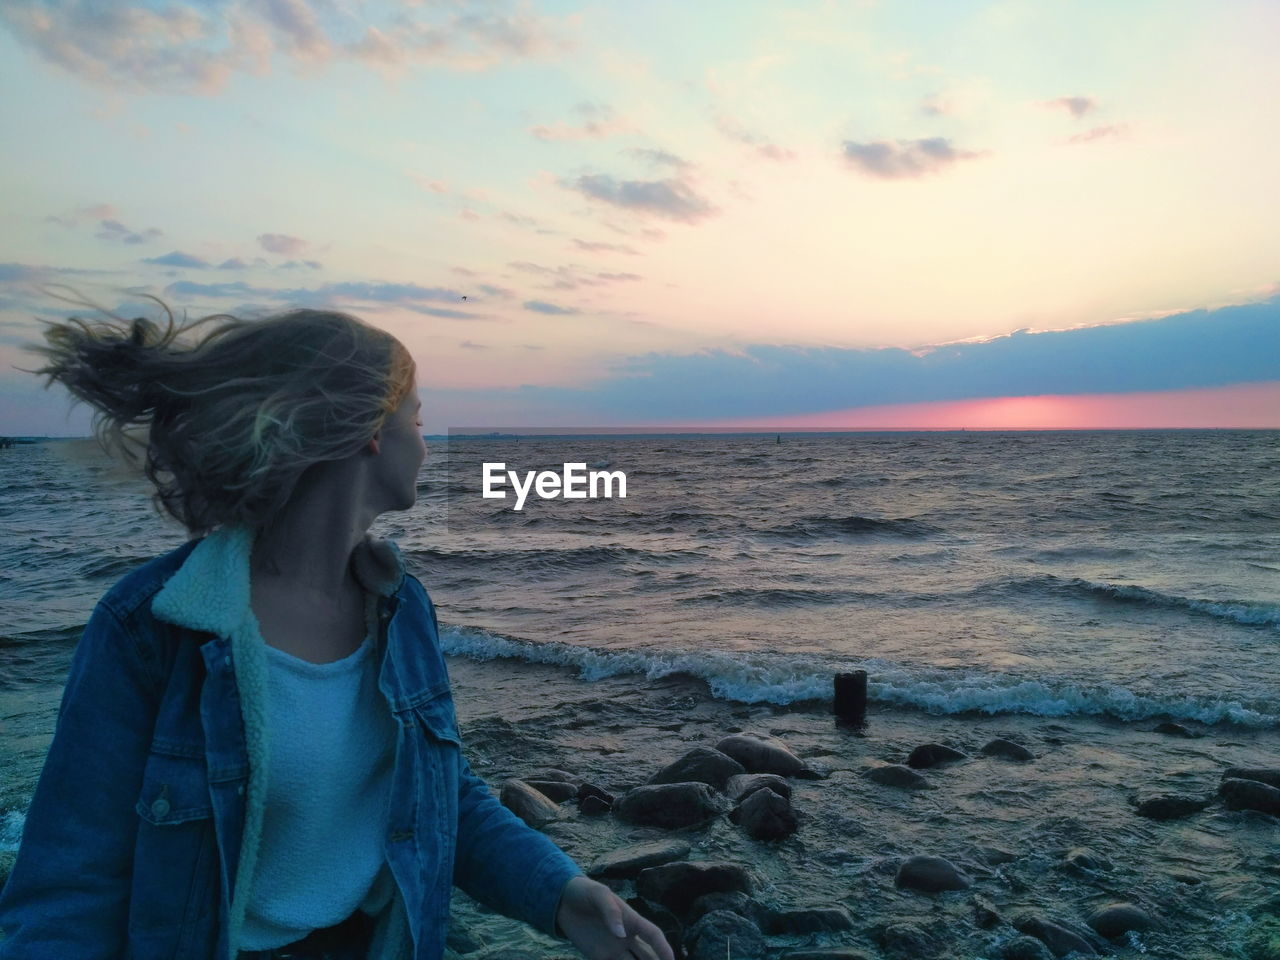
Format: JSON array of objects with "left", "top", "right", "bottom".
[
  {"left": 840, "top": 137, "right": 989, "bottom": 179},
  {"left": 714, "top": 114, "right": 796, "bottom": 161},
  {"left": 524, "top": 300, "right": 578, "bottom": 315},
  {"left": 95, "top": 219, "right": 163, "bottom": 245},
  {"left": 144, "top": 251, "right": 209, "bottom": 268},
  {"left": 561, "top": 173, "right": 720, "bottom": 224},
  {"left": 1067, "top": 123, "right": 1130, "bottom": 144},
  {"left": 258, "top": 233, "right": 308, "bottom": 256},
  {"left": 1, "top": 0, "right": 578, "bottom": 95},
  {"left": 571, "top": 239, "right": 642, "bottom": 255},
  {"left": 1043, "top": 95, "right": 1098, "bottom": 118},
  {"left": 530, "top": 101, "right": 629, "bottom": 140}
]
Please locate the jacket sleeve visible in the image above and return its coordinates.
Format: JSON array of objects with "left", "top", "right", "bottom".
[
  {"left": 421, "top": 588, "right": 586, "bottom": 940},
  {"left": 0, "top": 598, "right": 159, "bottom": 957}
]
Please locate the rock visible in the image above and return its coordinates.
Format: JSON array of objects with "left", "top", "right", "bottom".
[
  {"left": 894, "top": 855, "right": 973, "bottom": 893},
  {"left": 1134, "top": 793, "right": 1212, "bottom": 820},
  {"left": 971, "top": 845, "right": 1019, "bottom": 866},
  {"left": 865, "top": 763, "right": 930, "bottom": 789},
  {"left": 776, "top": 952, "right": 870, "bottom": 960},
  {"left": 637, "top": 861, "right": 754, "bottom": 918},
  {"left": 973, "top": 894, "right": 1002, "bottom": 928},
  {"left": 522, "top": 779, "right": 577, "bottom": 803},
  {"left": 1153, "top": 721, "right": 1198, "bottom": 738},
  {"left": 625, "top": 897, "right": 684, "bottom": 960},
  {"left": 498, "top": 778, "right": 564, "bottom": 827},
  {"left": 729, "top": 787, "right": 799, "bottom": 841},
  {"left": 577, "top": 781, "right": 615, "bottom": 803},
  {"left": 614, "top": 782, "right": 724, "bottom": 828},
  {"left": 874, "top": 921, "right": 939, "bottom": 958},
  {"left": 725, "top": 773, "right": 792, "bottom": 803},
  {"left": 532, "top": 768, "right": 580, "bottom": 784},
  {"left": 981, "top": 738, "right": 1035, "bottom": 761},
  {"left": 1013, "top": 916, "right": 1099, "bottom": 957},
  {"left": 588, "top": 840, "right": 691, "bottom": 879},
  {"left": 1000, "top": 936, "right": 1054, "bottom": 960},
  {"left": 579, "top": 794, "right": 611, "bottom": 816},
  {"left": 1087, "top": 902, "right": 1153, "bottom": 939},
  {"left": 686, "top": 890, "right": 770, "bottom": 928},
  {"left": 1061, "top": 847, "right": 1112, "bottom": 873},
  {"left": 1219, "top": 777, "right": 1280, "bottom": 816},
  {"left": 684, "top": 909, "right": 765, "bottom": 960},
  {"left": 906, "top": 743, "right": 967, "bottom": 769},
  {"left": 764, "top": 906, "right": 854, "bottom": 934},
  {"left": 715, "top": 733, "right": 816, "bottom": 778},
  {"left": 1221, "top": 767, "right": 1280, "bottom": 789},
  {"left": 651, "top": 747, "right": 747, "bottom": 792}
]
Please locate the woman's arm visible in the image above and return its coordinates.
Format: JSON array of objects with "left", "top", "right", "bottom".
[{"left": 0, "top": 599, "right": 159, "bottom": 957}]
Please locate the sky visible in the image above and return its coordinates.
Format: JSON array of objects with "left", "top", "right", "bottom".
[{"left": 0, "top": 0, "right": 1277, "bottom": 434}]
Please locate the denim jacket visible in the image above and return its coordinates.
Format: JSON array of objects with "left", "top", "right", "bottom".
[{"left": 0, "top": 523, "right": 586, "bottom": 959}]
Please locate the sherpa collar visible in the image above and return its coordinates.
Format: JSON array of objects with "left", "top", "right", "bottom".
[{"left": 151, "top": 522, "right": 406, "bottom": 634}]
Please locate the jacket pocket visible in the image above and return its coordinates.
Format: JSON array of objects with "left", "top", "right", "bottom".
[
  {"left": 414, "top": 690, "right": 463, "bottom": 748},
  {"left": 130, "top": 748, "right": 218, "bottom": 932}
]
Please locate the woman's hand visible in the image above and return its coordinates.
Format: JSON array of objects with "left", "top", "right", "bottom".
[{"left": 554, "top": 875, "right": 675, "bottom": 960}]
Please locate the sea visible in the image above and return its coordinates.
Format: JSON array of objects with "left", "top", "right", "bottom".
[{"left": 2, "top": 429, "right": 1278, "bottom": 957}]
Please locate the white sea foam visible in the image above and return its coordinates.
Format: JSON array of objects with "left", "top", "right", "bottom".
[{"left": 438, "top": 625, "right": 1280, "bottom": 728}]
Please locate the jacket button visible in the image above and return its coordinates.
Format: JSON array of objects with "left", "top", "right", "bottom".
[{"left": 151, "top": 796, "right": 170, "bottom": 818}]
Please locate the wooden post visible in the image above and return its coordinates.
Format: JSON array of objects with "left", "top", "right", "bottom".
[{"left": 834, "top": 670, "right": 867, "bottom": 726}]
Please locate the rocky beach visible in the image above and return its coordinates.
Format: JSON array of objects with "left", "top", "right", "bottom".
[{"left": 441, "top": 654, "right": 1280, "bottom": 960}]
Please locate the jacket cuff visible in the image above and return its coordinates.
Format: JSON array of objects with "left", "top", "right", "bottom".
[{"left": 521, "top": 847, "right": 586, "bottom": 939}]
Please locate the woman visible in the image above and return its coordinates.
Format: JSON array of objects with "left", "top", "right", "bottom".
[{"left": 0, "top": 297, "right": 673, "bottom": 960}]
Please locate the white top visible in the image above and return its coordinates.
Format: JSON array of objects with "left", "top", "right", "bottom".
[{"left": 240, "top": 590, "right": 399, "bottom": 950}]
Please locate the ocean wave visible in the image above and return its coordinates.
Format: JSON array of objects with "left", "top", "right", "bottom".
[
  {"left": 437, "top": 626, "right": 1280, "bottom": 728},
  {"left": 676, "top": 586, "right": 878, "bottom": 607},
  {"left": 1000, "top": 574, "right": 1280, "bottom": 629}
]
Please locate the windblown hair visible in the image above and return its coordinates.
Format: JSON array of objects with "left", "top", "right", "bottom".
[{"left": 19, "top": 290, "right": 416, "bottom": 537}]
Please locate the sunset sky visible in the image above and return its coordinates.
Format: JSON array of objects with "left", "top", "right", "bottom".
[{"left": 0, "top": 0, "right": 1276, "bottom": 433}]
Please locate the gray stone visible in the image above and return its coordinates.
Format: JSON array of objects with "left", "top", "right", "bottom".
[
  {"left": 498, "top": 778, "right": 563, "bottom": 827},
  {"left": 875, "top": 921, "right": 939, "bottom": 958},
  {"left": 764, "top": 906, "right": 854, "bottom": 934},
  {"left": 1061, "top": 847, "right": 1112, "bottom": 873},
  {"left": 1001, "top": 936, "right": 1054, "bottom": 960},
  {"left": 1221, "top": 766, "right": 1280, "bottom": 789},
  {"left": 906, "top": 743, "right": 967, "bottom": 769},
  {"left": 865, "top": 763, "right": 929, "bottom": 789},
  {"left": 715, "top": 733, "right": 814, "bottom": 777},
  {"left": 651, "top": 747, "right": 746, "bottom": 792},
  {"left": 522, "top": 779, "right": 577, "bottom": 803},
  {"left": 687, "top": 890, "right": 770, "bottom": 928},
  {"left": 1134, "top": 793, "right": 1212, "bottom": 820},
  {"left": 614, "top": 782, "right": 724, "bottom": 828},
  {"left": 636, "top": 861, "right": 754, "bottom": 918},
  {"left": 729, "top": 787, "right": 799, "bottom": 841},
  {"left": 894, "top": 854, "right": 972, "bottom": 893},
  {"left": 587, "top": 840, "right": 691, "bottom": 879},
  {"left": 725, "top": 773, "right": 792, "bottom": 802},
  {"left": 1219, "top": 777, "right": 1280, "bottom": 815},
  {"left": 1087, "top": 902, "right": 1153, "bottom": 939},
  {"left": 1012, "top": 916, "right": 1098, "bottom": 957},
  {"left": 579, "top": 794, "right": 611, "bottom": 816},
  {"left": 684, "top": 909, "right": 765, "bottom": 960},
  {"left": 981, "top": 737, "right": 1035, "bottom": 761}
]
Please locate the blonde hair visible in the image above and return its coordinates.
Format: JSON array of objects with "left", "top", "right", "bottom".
[{"left": 18, "top": 290, "right": 416, "bottom": 537}]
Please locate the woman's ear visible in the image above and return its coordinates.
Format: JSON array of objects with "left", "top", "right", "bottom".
[{"left": 368, "top": 431, "right": 381, "bottom": 455}]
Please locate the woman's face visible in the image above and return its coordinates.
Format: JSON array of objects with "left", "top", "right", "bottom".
[{"left": 374, "top": 377, "right": 427, "bottom": 511}]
